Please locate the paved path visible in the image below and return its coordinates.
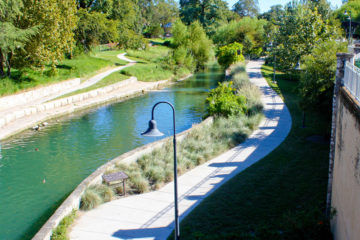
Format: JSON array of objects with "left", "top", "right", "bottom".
[{"left": 69, "top": 60, "right": 292, "bottom": 240}]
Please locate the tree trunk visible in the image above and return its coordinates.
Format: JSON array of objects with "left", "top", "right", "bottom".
[
  {"left": 6, "top": 51, "right": 13, "bottom": 77},
  {"left": 0, "top": 48, "right": 4, "bottom": 77}
]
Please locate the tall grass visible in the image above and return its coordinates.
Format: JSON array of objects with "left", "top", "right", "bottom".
[
  {"left": 80, "top": 185, "right": 114, "bottom": 211},
  {"left": 229, "top": 62, "right": 263, "bottom": 115},
  {"left": 51, "top": 210, "right": 77, "bottom": 240}
]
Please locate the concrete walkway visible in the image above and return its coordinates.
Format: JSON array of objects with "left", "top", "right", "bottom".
[{"left": 69, "top": 60, "right": 292, "bottom": 240}]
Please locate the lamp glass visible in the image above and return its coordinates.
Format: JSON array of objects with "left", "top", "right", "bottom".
[{"left": 141, "top": 120, "right": 164, "bottom": 137}]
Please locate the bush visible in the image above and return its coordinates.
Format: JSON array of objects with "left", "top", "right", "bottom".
[
  {"left": 206, "top": 82, "right": 247, "bottom": 117},
  {"left": 217, "top": 42, "right": 245, "bottom": 69},
  {"left": 80, "top": 187, "right": 102, "bottom": 210}
]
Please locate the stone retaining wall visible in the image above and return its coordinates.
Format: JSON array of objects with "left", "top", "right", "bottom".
[
  {"left": 0, "top": 77, "right": 136, "bottom": 129},
  {"left": 0, "top": 78, "right": 81, "bottom": 111},
  {"left": 32, "top": 117, "right": 213, "bottom": 240}
]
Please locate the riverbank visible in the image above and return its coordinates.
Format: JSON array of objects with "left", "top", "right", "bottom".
[{"left": 0, "top": 53, "right": 194, "bottom": 141}]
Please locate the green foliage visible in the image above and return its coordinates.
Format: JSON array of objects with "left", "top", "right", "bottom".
[
  {"left": 80, "top": 187, "right": 103, "bottom": 210},
  {"left": 19, "top": 0, "right": 78, "bottom": 70},
  {"left": 180, "top": 0, "right": 233, "bottom": 35},
  {"left": 51, "top": 210, "right": 77, "bottom": 240},
  {"left": 229, "top": 62, "right": 263, "bottom": 115},
  {"left": 80, "top": 185, "right": 114, "bottom": 210},
  {"left": 121, "top": 63, "right": 174, "bottom": 81},
  {"left": 213, "top": 17, "right": 267, "bottom": 57},
  {"left": 206, "top": 82, "right": 247, "bottom": 117},
  {"left": 0, "top": 54, "right": 112, "bottom": 96},
  {"left": 233, "top": 0, "right": 259, "bottom": 17},
  {"left": 75, "top": 9, "right": 118, "bottom": 52},
  {"left": 0, "top": 0, "right": 38, "bottom": 76},
  {"left": 270, "top": 4, "right": 343, "bottom": 71},
  {"left": 171, "top": 20, "right": 213, "bottom": 70},
  {"left": 217, "top": 42, "right": 245, "bottom": 68},
  {"left": 299, "top": 40, "right": 347, "bottom": 111}
]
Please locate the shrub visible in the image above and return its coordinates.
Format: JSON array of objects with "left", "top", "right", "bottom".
[
  {"left": 217, "top": 42, "right": 245, "bottom": 69},
  {"left": 206, "top": 81, "right": 247, "bottom": 117},
  {"left": 80, "top": 187, "right": 102, "bottom": 210},
  {"left": 91, "top": 185, "right": 114, "bottom": 203}
]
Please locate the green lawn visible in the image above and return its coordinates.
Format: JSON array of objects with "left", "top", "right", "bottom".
[
  {"left": 175, "top": 64, "right": 333, "bottom": 240},
  {"left": 122, "top": 45, "right": 190, "bottom": 81},
  {"left": 57, "top": 71, "right": 129, "bottom": 99},
  {"left": 94, "top": 50, "right": 127, "bottom": 66},
  {"left": 0, "top": 54, "right": 115, "bottom": 96},
  {"left": 121, "top": 63, "right": 174, "bottom": 82}
]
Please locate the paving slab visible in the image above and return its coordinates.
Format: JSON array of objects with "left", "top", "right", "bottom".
[{"left": 69, "top": 59, "right": 292, "bottom": 240}]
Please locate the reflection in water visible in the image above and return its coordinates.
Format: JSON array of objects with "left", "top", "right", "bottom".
[{"left": 0, "top": 64, "right": 223, "bottom": 239}]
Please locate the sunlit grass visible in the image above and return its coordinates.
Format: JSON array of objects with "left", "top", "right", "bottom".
[{"left": 0, "top": 54, "right": 113, "bottom": 96}]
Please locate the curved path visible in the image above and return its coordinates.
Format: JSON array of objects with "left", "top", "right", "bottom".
[{"left": 69, "top": 60, "right": 292, "bottom": 240}]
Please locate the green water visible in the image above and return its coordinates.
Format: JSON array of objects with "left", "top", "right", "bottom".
[{"left": 0, "top": 65, "right": 223, "bottom": 239}]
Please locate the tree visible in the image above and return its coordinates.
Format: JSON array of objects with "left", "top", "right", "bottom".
[
  {"left": 271, "top": 4, "right": 342, "bottom": 71},
  {"left": 17, "top": 0, "right": 77, "bottom": 71},
  {"left": 75, "top": 9, "right": 118, "bottom": 52},
  {"left": 299, "top": 40, "right": 347, "bottom": 111},
  {"left": 180, "top": 0, "right": 233, "bottom": 35},
  {"left": 217, "top": 42, "right": 245, "bottom": 68},
  {"left": 0, "top": 0, "right": 37, "bottom": 77},
  {"left": 232, "top": 0, "right": 259, "bottom": 18},
  {"left": 171, "top": 20, "right": 212, "bottom": 69},
  {"left": 213, "top": 17, "right": 267, "bottom": 57}
]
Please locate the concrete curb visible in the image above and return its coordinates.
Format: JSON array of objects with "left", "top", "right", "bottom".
[{"left": 32, "top": 117, "right": 213, "bottom": 240}]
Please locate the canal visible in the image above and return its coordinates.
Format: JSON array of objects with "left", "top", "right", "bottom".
[{"left": 0, "top": 64, "right": 223, "bottom": 239}]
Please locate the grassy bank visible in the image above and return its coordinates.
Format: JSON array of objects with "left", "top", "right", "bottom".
[
  {"left": 175, "top": 64, "right": 332, "bottom": 240},
  {"left": 0, "top": 51, "right": 125, "bottom": 97},
  {"left": 79, "top": 62, "right": 263, "bottom": 209},
  {"left": 121, "top": 45, "right": 191, "bottom": 81},
  {"left": 55, "top": 71, "right": 130, "bottom": 99}
]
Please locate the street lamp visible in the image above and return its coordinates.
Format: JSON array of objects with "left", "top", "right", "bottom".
[
  {"left": 141, "top": 101, "right": 180, "bottom": 240},
  {"left": 270, "top": 41, "right": 276, "bottom": 83},
  {"left": 345, "top": 10, "right": 352, "bottom": 45}
]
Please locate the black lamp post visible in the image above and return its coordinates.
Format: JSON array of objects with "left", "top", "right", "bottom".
[{"left": 141, "top": 101, "right": 180, "bottom": 240}]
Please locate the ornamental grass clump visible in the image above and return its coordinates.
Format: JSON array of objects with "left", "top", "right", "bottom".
[{"left": 80, "top": 185, "right": 114, "bottom": 210}]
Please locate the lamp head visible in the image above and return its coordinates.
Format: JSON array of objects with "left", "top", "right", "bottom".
[{"left": 141, "top": 120, "right": 164, "bottom": 137}]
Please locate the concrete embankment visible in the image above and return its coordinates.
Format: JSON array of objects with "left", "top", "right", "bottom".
[{"left": 0, "top": 78, "right": 168, "bottom": 140}]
